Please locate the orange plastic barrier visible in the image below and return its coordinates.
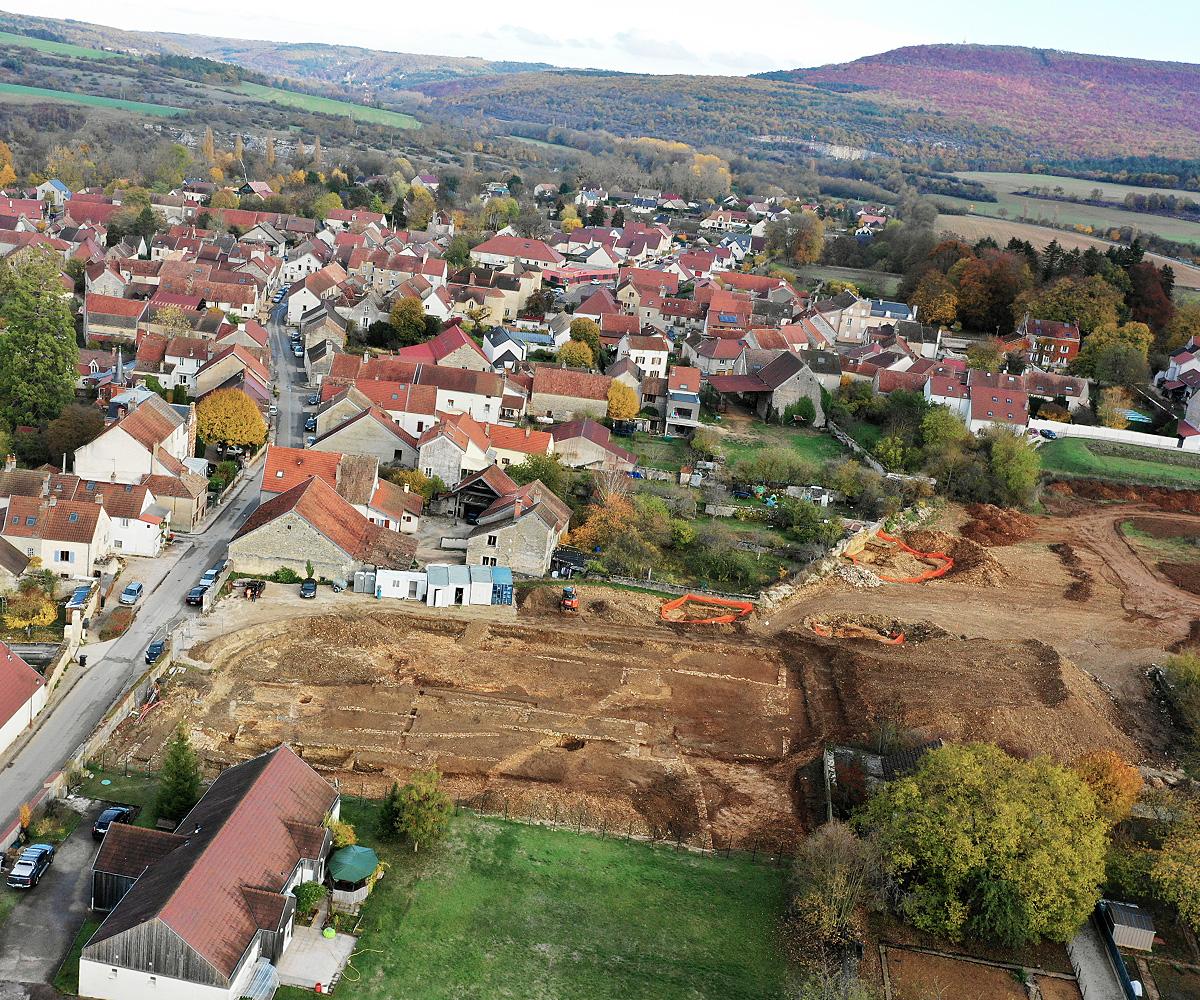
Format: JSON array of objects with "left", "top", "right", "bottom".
[
  {"left": 660, "top": 593, "right": 754, "bottom": 625},
  {"left": 847, "top": 530, "right": 954, "bottom": 584}
]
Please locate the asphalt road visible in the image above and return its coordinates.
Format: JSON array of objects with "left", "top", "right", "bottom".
[
  {"left": 0, "top": 807, "right": 99, "bottom": 989},
  {"left": 268, "top": 303, "right": 306, "bottom": 449},
  {"left": 0, "top": 456, "right": 261, "bottom": 841}
]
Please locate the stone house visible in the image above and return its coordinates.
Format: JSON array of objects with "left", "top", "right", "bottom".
[
  {"left": 529, "top": 366, "right": 613, "bottom": 421},
  {"left": 311, "top": 407, "right": 419, "bottom": 467},
  {"left": 465, "top": 480, "right": 570, "bottom": 576},
  {"left": 230, "top": 476, "right": 415, "bottom": 579}
]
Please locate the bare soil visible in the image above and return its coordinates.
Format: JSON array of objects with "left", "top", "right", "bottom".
[{"left": 885, "top": 949, "right": 1027, "bottom": 1000}]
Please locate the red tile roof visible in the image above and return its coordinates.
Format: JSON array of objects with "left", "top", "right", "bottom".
[
  {"left": 2, "top": 495, "right": 104, "bottom": 543},
  {"left": 85, "top": 292, "right": 147, "bottom": 320},
  {"left": 472, "top": 235, "right": 565, "bottom": 265},
  {"left": 0, "top": 642, "right": 45, "bottom": 731},
  {"left": 483, "top": 422, "right": 553, "bottom": 455},
  {"left": 531, "top": 366, "right": 613, "bottom": 401},
  {"left": 261, "top": 445, "right": 341, "bottom": 495}
]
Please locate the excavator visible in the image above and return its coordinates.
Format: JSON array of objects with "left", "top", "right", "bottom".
[{"left": 560, "top": 586, "right": 580, "bottom": 613}]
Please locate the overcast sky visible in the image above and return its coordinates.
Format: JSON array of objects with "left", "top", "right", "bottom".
[{"left": 8, "top": 0, "right": 1199, "bottom": 75}]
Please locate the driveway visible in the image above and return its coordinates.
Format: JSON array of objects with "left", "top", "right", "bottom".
[
  {"left": 0, "top": 806, "right": 97, "bottom": 989},
  {"left": 414, "top": 515, "right": 471, "bottom": 565}
]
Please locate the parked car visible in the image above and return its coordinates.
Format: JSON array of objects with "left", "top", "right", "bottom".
[
  {"left": 118, "top": 582, "right": 144, "bottom": 606},
  {"left": 304, "top": 417, "right": 317, "bottom": 432},
  {"left": 145, "top": 638, "right": 166, "bottom": 664},
  {"left": 199, "top": 569, "right": 220, "bottom": 590},
  {"left": 293, "top": 345, "right": 304, "bottom": 358},
  {"left": 185, "top": 585, "right": 207, "bottom": 606},
  {"left": 268, "top": 404, "right": 278, "bottom": 416},
  {"left": 299, "top": 579, "right": 318, "bottom": 599},
  {"left": 305, "top": 435, "right": 316, "bottom": 446},
  {"left": 92, "top": 806, "right": 135, "bottom": 841},
  {"left": 1039, "top": 428, "right": 1059, "bottom": 440},
  {"left": 307, "top": 393, "right": 320, "bottom": 406},
  {"left": 6, "top": 844, "right": 54, "bottom": 889}
]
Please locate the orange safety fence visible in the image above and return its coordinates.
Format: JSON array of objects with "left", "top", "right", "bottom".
[
  {"left": 808, "top": 622, "right": 906, "bottom": 644},
  {"left": 847, "top": 530, "right": 954, "bottom": 584},
  {"left": 660, "top": 593, "right": 754, "bottom": 625}
]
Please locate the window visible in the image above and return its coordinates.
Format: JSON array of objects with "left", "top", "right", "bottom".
[
  {"left": 487, "top": 534, "right": 498, "bottom": 547},
  {"left": 25, "top": 547, "right": 32, "bottom": 557},
  {"left": 114, "top": 540, "right": 123, "bottom": 549},
  {"left": 276, "top": 470, "right": 285, "bottom": 478},
  {"left": 121, "top": 518, "right": 130, "bottom": 528},
  {"left": 416, "top": 421, "right": 424, "bottom": 432},
  {"left": 482, "top": 556, "right": 497, "bottom": 566},
  {"left": 58, "top": 550, "right": 71, "bottom": 562},
  {"left": 424, "top": 468, "right": 433, "bottom": 477}
]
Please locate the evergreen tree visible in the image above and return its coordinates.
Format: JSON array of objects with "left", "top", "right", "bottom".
[
  {"left": 379, "top": 770, "right": 451, "bottom": 852},
  {"left": 0, "top": 247, "right": 79, "bottom": 426},
  {"left": 155, "top": 727, "right": 202, "bottom": 823}
]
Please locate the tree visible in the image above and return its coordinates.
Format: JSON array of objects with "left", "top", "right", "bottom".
[
  {"left": 874, "top": 435, "right": 908, "bottom": 472},
  {"left": 155, "top": 727, "right": 202, "bottom": 822},
  {"left": 791, "top": 212, "right": 826, "bottom": 265},
  {"left": 1126, "top": 261, "right": 1174, "bottom": 333},
  {"left": 389, "top": 297, "right": 428, "bottom": 347},
  {"left": 209, "top": 190, "right": 239, "bottom": 211},
  {"left": 292, "top": 880, "right": 328, "bottom": 919},
  {"left": 311, "top": 192, "right": 343, "bottom": 221},
  {"left": 196, "top": 388, "right": 268, "bottom": 448},
  {"left": 2, "top": 588, "right": 55, "bottom": 631},
  {"left": 383, "top": 467, "right": 445, "bottom": 501},
  {"left": 1013, "top": 275, "right": 1124, "bottom": 336},
  {"left": 327, "top": 819, "right": 357, "bottom": 849},
  {"left": 558, "top": 340, "right": 594, "bottom": 369},
  {"left": 986, "top": 429, "right": 1041, "bottom": 508},
  {"left": 965, "top": 338, "right": 1006, "bottom": 372},
  {"left": 157, "top": 305, "right": 195, "bottom": 338},
  {"left": 786, "top": 822, "right": 881, "bottom": 952},
  {"left": 1152, "top": 805, "right": 1200, "bottom": 929},
  {"left": 951, "top": 251, "right": 1034, "bottom": 335},
  {"left": 1071, "top": 751, "right": 1141, "bottom": 826},
  {"left": 920, "top": 406, "right": 968, "bottom": 456},
  {"left": 445, "top": 234, "right": 471, "bottom": 271},
  {"left": 1161, "top": 302, "right": 1200, "bottom": 353},
  {"left": 855, "top": 743, "right": 1107, "bottom": 946},
  {"left": 1074, "top": 322, "right": 1153, "bottom": 382},
  {"left": 1096, "top": 387, "right": 1133, "bottom": 429},
  {"left": 1163, "top": 652, "right": 1200, "bottom": 735},
  {"left": 0, "top": 247, "right": 79, "bottom": 426},
  {"left": 408, "top": 187, "right": 436, "bottom": 230},
  {"left": 607, "top": 381, "right": 638, "bottom": 421},
  {"left": 910, "top": 271, "right": 958, "bottom": 327},
  {"left": 568, "top": 317, "right": 601, "bottom": 358},
  {"left": 379, "top": 770, "right": 452, "bottom": 852},
  {"left": 508, "top": 454, "right": 570, "bottom": 499},
  {"left": 45, "top": 404, "right": 104, "bottom": 466}
]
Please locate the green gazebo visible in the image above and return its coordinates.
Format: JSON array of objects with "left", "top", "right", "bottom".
[{"left": 328, "top": 845, "right": 380, "bottom": 913}]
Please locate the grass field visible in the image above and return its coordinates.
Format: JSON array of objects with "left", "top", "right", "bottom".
[
  {"left": 0, "top": 29, "right": 123, "bottom": 60},
  {"left": 719, "top": 425, "right": 849, "bottom": 468},
  {"left": 0, "top": 82, "right": 182, "bottom": 116},
  {"left": 77, "top": 767, "right": 163, "bottom": 828},
  {"left": 234, "top": 82, "right": 419, "bottom": 128},
  {"left": 277, "top": 801, "right": 790, "bottom": 1000},
  {"left": 1039, "top": 438, "right": 1200, "bottom": 487},
  {"left": 792, "top": 264, "right": 902, "bottom": 297},
  {"left": 935, "top": 214, "right": 1200, "bottom": 290},
  {"left": 955, "top": 171, "right": 1200, "bottom": 207},
  {"left": 628, "top": 431, "right": 692, "bottom": 471}
]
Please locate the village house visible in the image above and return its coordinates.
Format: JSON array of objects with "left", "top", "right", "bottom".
[
  {"left": 47, "top": 476, "right": 169, "bottom": 557},
  {"left": 615, "top": 333, "right": 671, "bottom": 378},
  {"left": 465, "top": 480, "right": 571, "bottom": 576},
  {"left": 79, "top": 746, "right": 340, "bottom": 1000},
  {"left": 73, "top": 394, "right": 195, "bottom": 486},
  {"left": 231, "top": 475, "right": 415, "bottom": 579},
  {"left": 0, "top": 642, "right": 47, "bottom": 759},
  {"left": 1013, "top": 314, "right": 1082, "bottom": 370},
  {"left": 529, "top": 366, "right": 613, "bottom": 421},
  {"left": 469, "top": 235, "right": 565, "bottom": 270},
  {"left": 707, "top": 352, "right": 825, "bottom": 423},
  {"left": 310, "top": 406, "right": 419, "bottom": 467},
  {"left": 548, "top": 420, "right": 638, "bottom": 472},
  {"left": 1, "top": 494, "right": 112, "bottom": 579},
  {"left": 83, "top": 293, "right": 147, "bottom": 343}
]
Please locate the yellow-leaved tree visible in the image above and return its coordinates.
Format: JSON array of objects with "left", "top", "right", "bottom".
[
  {"left": 558, "top": 340, "right": 593, "bottom": 369},
  {"left": 196, "top": 388, "right": 267, "bottom": 448},
  {"left": 606, "top": 381, "right": 638, "bottom": 421}
]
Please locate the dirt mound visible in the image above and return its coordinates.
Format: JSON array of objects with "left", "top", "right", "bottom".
[
  {"left": 518, "top": 584, "right": 665, "bottom": 626},
  {"left": 781, "top": 632, "right": 1134, "bottom": 761},
  {"left": 901, "top": 529, "right": 1007, "bottom": 587},
  {"left": 961, "top": 504, "right": 1040, "bottom": 546},
  {"left": 1049, "top": 542, "right": 1094, "bottom": 602},
  {"left": 1123, "top": 516, "right": 1200, "bottom": 540},
  {"left": 1159, "top": 562, "right": 1200, "bottom": 596},
  {"left": 805, "top": 614, "right": 948, "bottom": 644},
  {"left": 1049, "top": 480, "right": 1200, "bottom": 513}
]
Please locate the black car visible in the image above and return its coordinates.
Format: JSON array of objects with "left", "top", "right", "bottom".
[
  {"left": 299, "top": 579, "right": 318, "bottom": 599},
  {"left": 92, "top": 806, "right": 135, "bottom": 841},
  {"left": 304, "top": 417, "right": 317, "bottom": 432},
  {"left": 145, "top": 638, "right": 166, "bottom": 664},
  {"left": 185, "top": 585, "right": 207, "bottom": 606},
  {"left": 6, "top": 843, "right": 54, "bottom": 888}
]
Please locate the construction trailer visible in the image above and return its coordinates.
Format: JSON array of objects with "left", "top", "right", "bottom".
[{"left": 362, "top": 564, "right": 513, "bottom": 608}]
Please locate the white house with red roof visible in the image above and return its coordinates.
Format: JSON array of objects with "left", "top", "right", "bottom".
[
  {"left": 0, "top": 642, "right": 46, "bottom": 758},
  {"left": 395, "top": 323, "right": 491, "bottom": 371},
  {"left": 615, "top": 333, "right": 671, "bottom": 378},
  {"left": 469, "top": 235, "right": 565, "bottom": 269}
]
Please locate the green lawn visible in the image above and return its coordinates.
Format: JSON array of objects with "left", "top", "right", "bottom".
[
  {"left": 234, "top": 83, "right": 419, "bottom": 128},
  {"left": 792, "top": 265, "right": 902, "bottom": 297},
  {"left": 278, "top": 801, "right": 790, "bottom": 1000},
  {"left": 1039, "top": 438, "right": 1200, "bottom": 487},
  {"left": 77, "top": 767, "right": 163, "bottom": 829},
  {"left": 0, "top": 29, "right": 124, "bottom": 60},
  {"left": 628, "top": 432, "right": 692, "bottom": 471},
  {"left": 53, "top": 918, "right": 103, "bottom": 996},
  {"left": 719, "top": 425, "right": 849, "bottom": 469},
  {"left": 0, "top": 82, "right": 183, "bottom": 115}
]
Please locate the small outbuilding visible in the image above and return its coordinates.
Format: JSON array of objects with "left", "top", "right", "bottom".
[
  {"left": 1101, "top": 900, "right": 1156, "bottom": 953},
  {"left": 329, "top": 845, "right": 380, "bottom": 914}
]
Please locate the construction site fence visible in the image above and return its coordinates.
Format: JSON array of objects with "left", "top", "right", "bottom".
[{"left": 573, "top": 573, "right": 757, "bottom": 603}]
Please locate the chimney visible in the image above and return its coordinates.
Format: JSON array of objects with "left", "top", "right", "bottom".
[
  {"left": 525, "top": 426, "right": 531, "bottom": 439},
  {"left": 48, "top": 495, "right": 56, "bottom": 507},
  {"left": 402, "top": 483, "right": 409, "bottom": 493},
  {"left": 95, "top": 494, "right": 104, "bottom": 506},
  {"left": 4, "top": 454, "right": 14, "bottom": 472}
]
